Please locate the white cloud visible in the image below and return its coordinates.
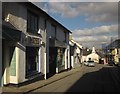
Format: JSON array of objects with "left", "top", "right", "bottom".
[
  {"left": 32, "top": 2, "right": 119, "bottom": 48},
  {"left": 37, "top": 0, "right": 119, "bottom": 2},
  {"left": 72, "top": 24, "right": 118, "bottom": 48},
  {"left": 41, "top": 2, "right": 118, "bottom": 23},
  {"left": 73, "top": 24, "right": 118, "bottom": 36}
]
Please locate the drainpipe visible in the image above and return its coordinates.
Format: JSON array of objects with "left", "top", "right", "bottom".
[
  {"left": 0, "top": 1, "right": 3, "bottom": 90},
  {"left": 44, "top": 53, "right": 47, "bottom": 80},
  {"left": 0, "top": 39, "right": 2, "bottom": 88},
  {"left": 38, "top": 46, "right": 41, "bottom": 72},
  {"left": 67, "top": 46, "right": 70, "bottom": 69},
  {"left": 65, "top": 48, "right": 67, "bottom": 70}
]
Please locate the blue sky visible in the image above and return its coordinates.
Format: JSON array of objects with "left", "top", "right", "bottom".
[{"left": 33, "top": 2, "right": 118, "bottom": 49}]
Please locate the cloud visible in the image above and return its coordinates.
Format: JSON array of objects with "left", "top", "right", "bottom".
[
  {"left": 39, "top": 2, "right": 118, "bottom": 23},
  {"left": 29, "top": 0, "right": 119, "bottom": 2},
  {"left": 50, "top": 0, "right": 119, "bottom": 2},
  {"left": 73, "top": 24, "right": 118, "bottom": 36},
  {"left": 32, "top": 2, "right": 118, "bottom": 48},
  {"left": 72, "top": 24, "right": 118, "bottom": 48}
]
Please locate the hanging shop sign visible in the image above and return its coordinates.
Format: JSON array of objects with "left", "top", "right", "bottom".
[
  {"left": 26, "top": 36, "right": 41, "bottom": 47},
  {"left": 30, "top": 37, "right": 39, "bottom": 45}
]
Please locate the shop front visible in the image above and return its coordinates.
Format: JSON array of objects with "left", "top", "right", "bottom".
[
  {"left": 2, "top": 22, "right": 22, "bottom": 85},
  {"left": 57, "top": 47, "right": 66, "bottom": 73},
  {"left": 25, "top": 35, "right": 41, "bottom": 78},
  {"left": 49, "top": 38, "right": 67, "bottom": 74}
]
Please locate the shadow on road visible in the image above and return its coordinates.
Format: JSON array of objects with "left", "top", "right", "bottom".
[{"left": 65, "top": 65, "right": 120, "bottom": 93}]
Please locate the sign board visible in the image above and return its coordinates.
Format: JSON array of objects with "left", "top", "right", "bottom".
[{"left": 21, "top": 33, "right": 41, "bottom": 47}]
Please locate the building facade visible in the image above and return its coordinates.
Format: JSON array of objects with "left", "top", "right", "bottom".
[
  {"left": 69, "top": 39, "right": 83, "bottom": 68},
  {"left": 82, "top": 47, "right": 101, "bottom": 63},
  {"left": 2, "top": 2, "right": 71, "bottom": 85},
  {"left": 105, "top": 39, "right": 120, "bottom": 65}
]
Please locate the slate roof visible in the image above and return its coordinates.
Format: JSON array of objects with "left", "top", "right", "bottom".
[
  {"left": 82, "top": 49, "right": 92, "bottom": 56},
  {"left": 106, "top": 39, "right": 120, "bottom": 49},
  {"left": 96, "top": 52, "right": 105, "bottom": 58}
]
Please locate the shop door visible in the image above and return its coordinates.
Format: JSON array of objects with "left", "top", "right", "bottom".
[
  {"left": 26, "top": 47, "right": 39, "bottom": 76},
  {"left": 49, "top": 47, "right": 57, "bottom": 74}
]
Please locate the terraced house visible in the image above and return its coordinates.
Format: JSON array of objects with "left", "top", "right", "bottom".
[
  {"left": 2, "top": 2, "right": 71, "bottom": 86},
  {"left": 105, "top": 39, "right": 120, "bottom": 65}
]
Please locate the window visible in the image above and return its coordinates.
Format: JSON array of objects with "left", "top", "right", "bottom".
[
  {"left": 27, "top": 11, "right": 38, "bottom": 33},
  {"left": 51, "top": 24, "right": 56, "bottom": 38},
  {"left": 44, "top": 19, "right": 47, "bottom": 31},
  {"left": 64, "top": 31, "right": 67, "bottom": 42},
  {"left": 2, "top": 3, "right": 6, "bottom": 20}
]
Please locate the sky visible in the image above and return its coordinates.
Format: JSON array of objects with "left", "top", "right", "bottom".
[{"left": 32, "top": 1, "right": 119, "bottom": 49}]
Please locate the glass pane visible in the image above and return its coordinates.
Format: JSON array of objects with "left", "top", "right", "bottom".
[
  {"left": 10, "top": 48, "right": 16, "bottom": 76},
  {"left": 31, "top": 15, "right": 35, "bottom": 32}
]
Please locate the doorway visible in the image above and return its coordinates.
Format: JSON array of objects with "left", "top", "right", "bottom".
[
  {"left": 26, "top": 47, "right": 39, "bottom": 77},
  {"left": 49, "top": 47, "right": 57, "bottom": 74}
]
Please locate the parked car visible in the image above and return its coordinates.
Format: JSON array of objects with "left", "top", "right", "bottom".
[
  {"left": 88, "top": 60, "right": 95, "bottom": 67},
  {"left": 108, "top": 60, "right": 114, "bottom": 66}
]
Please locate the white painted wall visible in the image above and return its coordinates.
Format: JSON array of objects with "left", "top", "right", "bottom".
[
  {"left": 17, "top": 43, "right": 26, "bottom": 83},
  {"left": 87, "top": 53, "right": 100, "bottom": 63},
  {"left": 82, "top": 56, "right": 87, "bottom": 62},
  {"left": 76, "top": 47, "right": 80, "bottom": 54}
]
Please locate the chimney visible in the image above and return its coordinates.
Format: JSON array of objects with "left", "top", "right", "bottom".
[{"left": 92, "top": 47, "right": 96, "bottom": 53}]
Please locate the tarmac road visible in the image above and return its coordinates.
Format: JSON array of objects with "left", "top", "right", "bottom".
[{"left": 30, "top": 64, "right": 120, "bottom": 93}]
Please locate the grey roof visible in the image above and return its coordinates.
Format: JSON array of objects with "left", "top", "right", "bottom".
[
  {"left": 24, "top": 2, "right": 72, "bottom": 33},
  {"left": 83, "top": 49, "right": 92, "bottom": 56},
  {"left": 106, "top": 39, "right": 120, "bottom": 49},
  {"left": 96, "top": 52, "right": 105, "bottom": 58}
]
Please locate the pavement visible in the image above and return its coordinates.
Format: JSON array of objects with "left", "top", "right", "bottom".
[{"left": 2, "top": 66, "right": 84, "bottom": 94}]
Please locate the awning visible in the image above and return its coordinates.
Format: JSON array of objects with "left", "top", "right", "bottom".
[
  {"left": 2, "top": 21, "right": 21, "bottom": 41},
  {"left": 49, "top": 38, "right": 67, "bottom": 48},
  {"left": 55, "top": 40, "right": 67, "bottom": 48}
]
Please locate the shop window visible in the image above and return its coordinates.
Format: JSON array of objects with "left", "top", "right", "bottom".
[
  {"left": 57, "top": 48, "right": 65, "bottom": 66},
  {"left": 27, "top": 11, "right": 38, "bottom": 33},
  {"left": 10, "top": 47, "right": 16, "bottom": 76}
]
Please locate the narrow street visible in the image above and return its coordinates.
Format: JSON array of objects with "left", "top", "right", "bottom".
[{"left": 29, "top": 64, "right": 120, "bottom": 93}]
